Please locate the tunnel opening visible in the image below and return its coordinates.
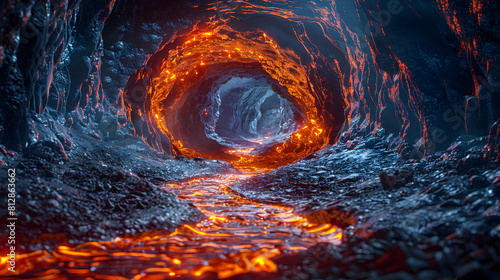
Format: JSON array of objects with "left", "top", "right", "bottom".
[
  {"left": 203, "top": 75, "right": 303, "bottom": 149},
  {"left": 124, "top": 18, "right": 347, "bottom": 171}
]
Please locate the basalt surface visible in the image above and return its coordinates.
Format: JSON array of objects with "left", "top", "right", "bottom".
[
  {"left": 0, "top": 115, "right": 235, "bottom": 253},
  {"left": 229, "top": 132, "right": 500, "bottom": 279}
]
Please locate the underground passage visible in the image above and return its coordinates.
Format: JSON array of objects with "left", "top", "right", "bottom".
[{"left": 0, "top": 0, "right": 500, "bottom": 279}]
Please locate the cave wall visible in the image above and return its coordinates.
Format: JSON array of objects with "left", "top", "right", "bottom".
[
  {"left": 0, "top": 0, "right": 498, "bottom": 162},
  {"left": 0, "top": 0, "right": 203, "bottom": 157},
  {"left": 0, "top": 0, "right": 116, "bottom": 153},
  {"left": 333, "top": 0, "right": 499, "bottom": 157}
]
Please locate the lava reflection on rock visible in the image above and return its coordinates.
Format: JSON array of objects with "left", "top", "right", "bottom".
[
  {"left": 4, "top": 175, "right": 342, "bottom": 279},
  {"left": 124, "top": 7, "right": 347, "bottom": 171}
]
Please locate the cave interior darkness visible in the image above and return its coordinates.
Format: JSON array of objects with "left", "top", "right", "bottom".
[{"left": 0, "top": 0, "right": 500, "bottom": 279}]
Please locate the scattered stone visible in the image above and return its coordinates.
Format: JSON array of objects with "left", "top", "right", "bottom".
[
  {"left": 379, "top": 166, "right": 414, "bottom": 190},
  {"left": 456, "top": 153, "right": 489, "bottom": 175}
]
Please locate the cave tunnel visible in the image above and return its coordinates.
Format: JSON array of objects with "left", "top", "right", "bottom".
[{"left": 1, "top": 0, "right": 500, "bottom": 279}]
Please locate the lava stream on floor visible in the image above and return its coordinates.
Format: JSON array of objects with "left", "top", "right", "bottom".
[{"left": 2, "top": 174, "right": 342, "bottom": 279}]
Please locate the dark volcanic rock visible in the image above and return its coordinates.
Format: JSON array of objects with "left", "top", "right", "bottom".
[
  {"left": 0, "top": 120, "right": 239, "bottom": 253},
  {"left": 230, "top": 137, "right": 401, "bottom": 207},
  {"left": 380, "top": 166, "right": 414, "bottom": 190},
  {"left": 0, "top": 161, "right": 204, "bottom": 253},
  {"left": 229, "top": 135, "right": 500, "bottom": 279}
]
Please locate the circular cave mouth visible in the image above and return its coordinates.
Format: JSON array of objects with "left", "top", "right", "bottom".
[{"left": 124, "top": 20, "right": 348, "bottom": 171}]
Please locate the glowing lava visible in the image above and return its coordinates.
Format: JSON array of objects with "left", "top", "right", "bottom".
[
  {"left": 124, "top": 2, "right": 349, "bottom": 171},
  {"left": 2, "top": 175, "right": 342, "bottom": 279}
]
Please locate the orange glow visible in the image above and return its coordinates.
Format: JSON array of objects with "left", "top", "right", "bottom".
[
  {"left": 9, "top": 2, "right": 358, "bottom": 279},
  {"left": 3, "top": 175, "right": 342, "bottom": 279},
  {"left": 209, "top": 216, "right": 229, "bottom": 222},
  {"left": 127, "top": 18, "right": 331, "bottom": 171},
  {"left": 336, "top": 232, "right": 343, "bottom": 238}
]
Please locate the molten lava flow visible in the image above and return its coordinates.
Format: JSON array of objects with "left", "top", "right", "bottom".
[{"left": 2, "top": 175, "right": 342, "bottom": 279}]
